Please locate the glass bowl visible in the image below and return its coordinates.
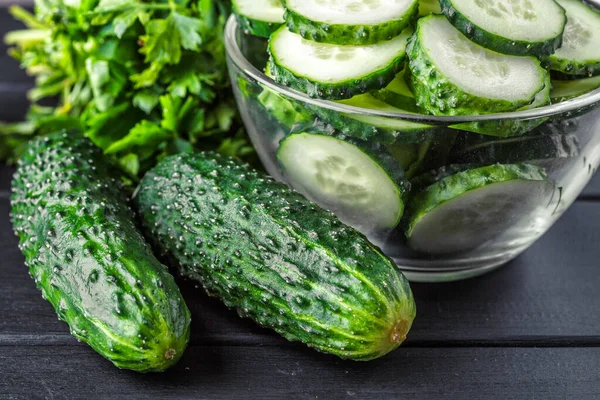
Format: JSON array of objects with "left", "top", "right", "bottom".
[{"left": 224, "top": 16, "right": 600, "bottom": 282}]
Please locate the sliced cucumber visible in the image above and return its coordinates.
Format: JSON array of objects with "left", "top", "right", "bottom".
[
  {"left": 451, "top": 133, "right": 580, "bottom": 166},
  {"left": 258, "top": 89, "right": 312, "bottom": 129},
  {"left": 406, "top": 164, "right": 555, "bottom": 254},
  {"left": 418, "top": 0, "right": 442, "bottom": 16},
  {"left": 309, "top": 93, "right": 436, "bottom": 144},
  {"left": 450, "top": 73, "right": 552, "bottom": 137},
  {"left": 277, "top": 132, "right": 405, "bottom": 232},
  {"left": 283, "top": 0, "right": 419, "bottom": 45},
  {"left": 409, "top": 163, "right": 477, "bottom": 192},
  {"left": 268, "top": 27, "right": 410, "bottom": 100},
  {"left": 233, "top": 0, "right": 285, "bottom": 38},
  {"left": 440, "top": 0, "right": 566, "bottom": 56},
  {"left": 546, "top": 0, "right": 600, "bottom": 77},
  {"left": 372, "top": 69, "right": 421, "bottom": 113},
  {"left": 407, "top": 16, "right": 548, "bottom": 116},
  {"left": 551, "top": 75, "right": 600, "bottom": 103}
]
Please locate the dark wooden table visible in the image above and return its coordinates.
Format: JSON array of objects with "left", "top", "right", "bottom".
[{"left": 1, "top": 6, "right": 600, "bottom": 400}]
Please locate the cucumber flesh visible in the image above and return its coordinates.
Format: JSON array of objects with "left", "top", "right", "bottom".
[
  {"left": 418, "top": 0, "right": 442, "bottom": 16},
  {"left": 408, "top": 16, "right": 547, "bottom": 115},
  {"left": 547, "top": 0, "right": 600, "bottom": 77},
  {"left": 233, "top": 0, "right": 285, "bottom": 38},
  {"left": 407, "top": 164, "right": 555, "bottom": 254},
  {"left": 283, "top": 0, "right": 418, "bottom": 45},
  {"left": 277, "top": 133, "right": 404, "bottom": 232},
  {"left": 269, "top": 27, "right": 410, "bottom": 99},
  {"left": 440, "top": 0, "right": 566, "bottom": 56},
  {"left": 551, "top": 75, "right": 600, "bottom": 103}
]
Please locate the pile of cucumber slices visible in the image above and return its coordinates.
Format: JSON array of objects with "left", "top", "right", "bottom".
[{"left": 233, "top": 0, "right": 600, "bottom": 254}]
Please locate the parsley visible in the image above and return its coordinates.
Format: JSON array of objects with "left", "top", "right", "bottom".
[{"left": 1, "top": 0, "right": 255, "bottom": 177}]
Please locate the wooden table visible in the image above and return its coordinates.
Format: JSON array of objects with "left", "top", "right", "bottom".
[{"left": 1, "top": 6, "right": 600, "bottom": 399}]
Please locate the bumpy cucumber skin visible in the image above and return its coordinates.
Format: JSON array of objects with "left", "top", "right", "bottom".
[
  {"left": 234, "top": 11, "right": 282, "bottom": 38},
  {"left": 439, "top": 0, "right": 566, "bottom": 57},
  {"left": 134, "top": 152, "right": 416, "bottom": 361},
  {"left": 551, "top": 75, "right": 600, "bottom": 102},
  {"left": 407, "top": 16, "right": 547, "bottom": 116},
  {"left": 268, "top": 28, "right": 406, "bottom": 100},
  {"left": 406, "top": 164, "right": 549, "bottom": 237},
  {"left": 283, "top": 0, "right": 419, "bottom": 45},
  {"left": 10, "top": 132, "right": 191, "bottom": 372},
  {"left": 546, "top": 58, "right": 600, "bottom": 78},
  {"left": 450, "top": 73, "right": 552, "bottom": 137},
  {"left": 409, "top": 163, "right": 478, "bottom": 192}
]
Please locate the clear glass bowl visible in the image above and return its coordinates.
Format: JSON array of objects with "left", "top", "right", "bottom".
[{"left": 224, "top": 16, "right": 600, "bottom": 282}]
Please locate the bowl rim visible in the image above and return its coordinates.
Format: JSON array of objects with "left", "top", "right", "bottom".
[{"left": 224, "top": 15, "right": 600, "bottom": 123}]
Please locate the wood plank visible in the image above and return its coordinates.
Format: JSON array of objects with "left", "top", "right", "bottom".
[
  {"left": 0, "top": 345, "right": 599, "bottom": 399},
  {"left": 1, "top": 194, "right": 599, "bottom": 346}
]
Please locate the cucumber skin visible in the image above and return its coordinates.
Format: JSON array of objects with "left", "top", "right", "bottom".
[
  {"left": 439, "top": 0, "right": 566, "bottom": 57},
  {"left": 406, "top": 164, "right": 549, "bottom": 237},
  {"left": 546, "top": 58, "right": 600, "bottom": 79},
  {"left": 407, "top": 16, "right": 546, "bottom": 116},
  {"left": 10, "top": 133, "right": 191, "bottom": 372},
  {"left": 234, "top": 11, "right": 282, "bottom": 38},
  {"left": 283, "top": 1, "right": 419, "bottom": 46},
  {"left": 134, "top": 152, "right": 416, "bottom": 361},
  {"left": 258, "top": 89, "right": 313, "bottom": 129},
  {"left": 551, "top": 76, "right": 600, "bottom": 103},
  {"left": 268, "top": 28, "right": 406, "bottom": 100}
]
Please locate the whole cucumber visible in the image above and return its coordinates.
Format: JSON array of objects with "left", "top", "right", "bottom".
[
  {"left": 10, "top": 132, "right": 191, "bottom": 372},
  {"left": 134, "top": 152, "right": 416, "bottom": 360}
]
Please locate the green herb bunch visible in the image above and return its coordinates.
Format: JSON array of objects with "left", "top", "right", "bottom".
[{"left": 2, "top": 0, "right": 254, "bottom": 177}]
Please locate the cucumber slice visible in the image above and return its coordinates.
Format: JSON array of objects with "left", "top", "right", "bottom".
[
  {"left": 372, "top": 69, "right": 421, "bottom": 113},
  {"left": 406, "top": 164, "right": 555, "bottom": 254},
  {"left": 277, "top": 132, "right": 404, "bottom": 232},
  {"left": 309, "top": 93, "right": 436, "bottom": 144},
  {"left": 258, "top": 89, "right": 312, "bottom": 129},
  {"left": 546, "top": 0, "right": 600, "bottom": 77},
  {"left": 409, "top": 163, "right": 477, "bottom": 192},
  {"left": 283, "top": 0, "right": 419, "bottom": 45},
  {"left": 451, "top": 133, "right": 580, "bottom": 166},
  {"left": 407, "top": 16, "right": 548, "bottom": 116},
  {"left": 450, "top": 73, "right": 552, "bottom": 137},
  {"left": 418, "top": 0, "right": 442, "bottom": 16},
  {"left": 268, "top": 27, "right": 410, "bottom": 100},
  {"left": 440, "top": 0, "right": 566, "bottom": 56},
  {"left": 551, "top": 75, "right": 600, "bottom": 103},
  {"left": 233, "top": 0, "right": 285, "bottom": 38}
]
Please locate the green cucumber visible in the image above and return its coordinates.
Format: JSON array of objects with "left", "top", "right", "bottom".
[
  {"left": 439, "top": 0, "right": 566, "bottom": 56},
  {"left": 409, "top": 163, "right": 477, "bottom": 192},
  {"left": 233, "top": 0, "right": 285, "bottom": 38},
  {"left": 10, "top": 132, "right": 191, "bottom": 372},
  {"left": 258, "top": 88, "right": 312, "bottom": 129},
  {"left": 551, "top": 75, "right": 600, "bottom": 103},
  {"left": 134, "top": 152, "right": 416, "bottom": 361},
  {"left": 546, "top": 0, "right": 600, "bottom": 77},
  {"left": 268, "top": 27, "right": 410, "bottom": 100},
  {"left": 372, "top": 69, "right": 421, "bottom": 113},
  {"left": 406, "top": 164, "right": 555, "bottom": 254},
  {"left": 407, "top": 15, "right": 548, "bottom": 116},
  {"left": 450, "top": 73, "right": 552, "bottom": 137},
  {"left": 308, "top": 93, "right": 436, "bottom": 144},
  {"left": 451, "top": 133, "right": 580, "bottom": 166},
  {"left": 418, "top": 0, "right": 442, "bottom": 16},
  {"left": 277, "top": 131, "right": 405, "bottom": 232},
  {"left": 283, "top": 0, "right": 419, "bottom": 45}
]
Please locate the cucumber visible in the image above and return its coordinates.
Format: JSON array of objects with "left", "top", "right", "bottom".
[
  {"left": 546, "top": 0, "right": 600, "bottom": 77},
  {"left": 451, "top": 133, "right": 580, "bottom": 166},
  {"left": 10, "top": 132, "right": 191, "bottom": 372},
  {"left": 407, "top": 16, "right": 549, "bottom": 116},
  {"left": 450, "top": 73, "right": 552, "bottom": 137},
  {"left": 406, "top": 164, "right": 555, "bottom": 254},
  {"left": 258, "top": 88, "right": 312, "bottom": 129},
  {"left": 372, "top": 69, "right": 421, "bottom": 113},
  {"left": 134, "top": 152, "right": 416, "bottom": 361},
  {"left": 283, "top": 0, "right": 419, "bottom": 45},
  {"left": 268, "top": 27, "right": 410, "bottom": 100},
  {"left": 418, "top": 0, "right": 442, "bottom": 16},
  {"left": 439, "top": 0, "right": 566, "bottom": 56},
  {"left": 409, "top": 163, "right": 477, "bottom": 192},
  {"left": 277, "top": 132, "right": 405, "bottom": 232},
  {"left": 233, "top": 0, "right": 285, "bottom": 38},
  {"left": 551, "top": 75, "right": 600, "bottom": 103}
]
